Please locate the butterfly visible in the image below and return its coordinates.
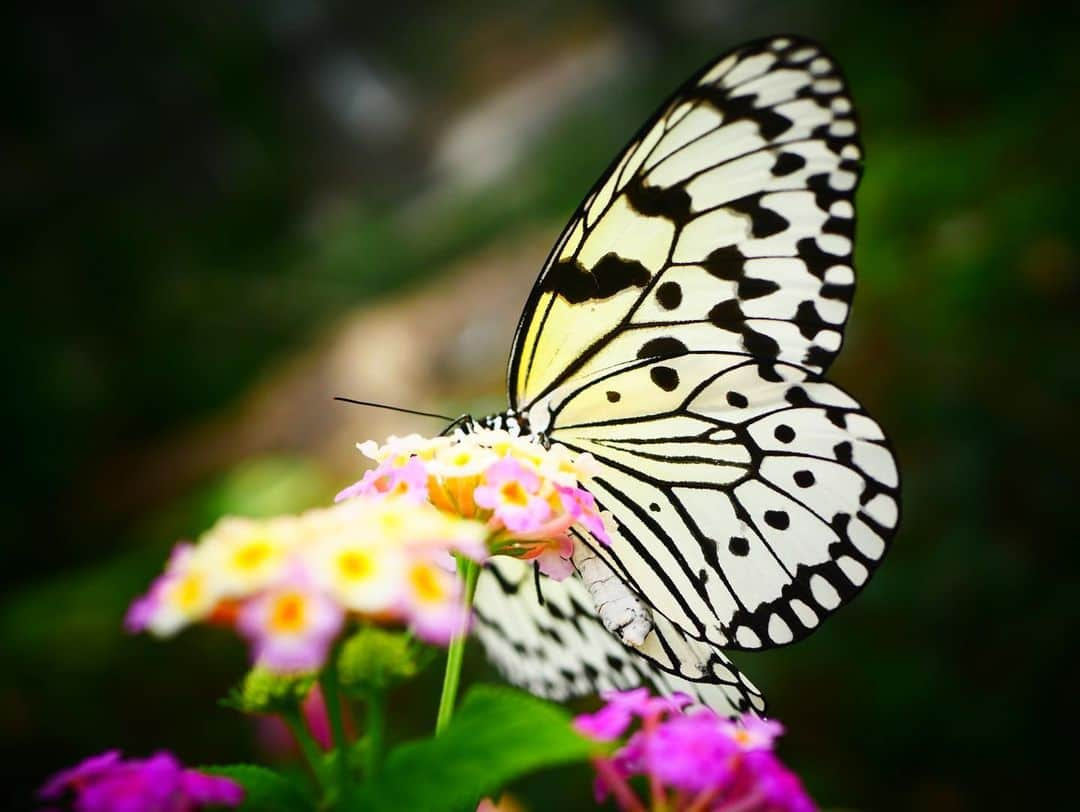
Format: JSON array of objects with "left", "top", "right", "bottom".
[{"left": 463, "top": 35, "right": 900, "bottom": 715}]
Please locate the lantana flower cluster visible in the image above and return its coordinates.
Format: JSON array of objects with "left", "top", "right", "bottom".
[
  {"left": 336, "top": 429, "right": 610, "bottom": 580},
  {"left": 574, "top": 689, "right": 815, "bottom": 812},
  {"left": 126, "top": 428, "right": 609, "bottom": 674},
  {"left": 126, "top": 497, "right": 487, "bottom": 671}
]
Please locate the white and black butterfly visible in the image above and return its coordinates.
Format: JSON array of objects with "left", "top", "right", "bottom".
[{"left": 462, "top": 35, "right": 900, "bottom": 716}]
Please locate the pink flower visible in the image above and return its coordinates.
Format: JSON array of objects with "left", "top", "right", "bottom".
[
  {"left": 123, "top": 544, "right": 223, "bottom": 636},
  {"left": 39, "top": 750, "right": 243, "bottom": 812},
  {"left": 236, "top": 569, "right": 344, "bottom": 673},
  {"left": 522, "top": 534, "right": 575, "bottom": 581},
  {"left": 557, "top": 485, "right": 611, "bottom": 544},
  {"left": 336, "top": 457, "right": 429, "bottom": 503},
  {"left": 400, "top": 554, "right": 470, "bottom": 645},
  {"left": 474, "top": 456, "right": 551, "bottom": 533},
  {"left": 723, "top": 714, "right": 785, "bottom": 751}
]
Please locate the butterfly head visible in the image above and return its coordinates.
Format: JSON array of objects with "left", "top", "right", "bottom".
[{"left": 456, "top": 409, "right": 535, "bottom": 440}]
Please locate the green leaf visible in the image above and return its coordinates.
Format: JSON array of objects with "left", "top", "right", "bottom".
[
  {"left": 351, "top": 684, "right": 595, "bottom": 812},
  {"left": 201, "top": 764, "right": 315, "bottom": 812}
]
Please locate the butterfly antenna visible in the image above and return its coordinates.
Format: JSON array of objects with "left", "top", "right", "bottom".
[{"left": 333, "top": 396, "right": 455, "bottom": 422}]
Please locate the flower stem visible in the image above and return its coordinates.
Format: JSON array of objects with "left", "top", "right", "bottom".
[
  {"left": 363, "top": 688, "right": 385, "bottom": 778},
  {"left": 591, "top": 757, "right": 646, "bottom": 812},
  {"left": 683, "top": 788, "right": 719, "bottom": 812},
  {"left": 320, "top": 651, "right": 351, "bottom": 807},
  {"left": 435, "top": 555, "right": 480, "bottom": 734},
  {"left": 281, "top": 710, "right": 326, "bottom": 791},
  {"left": 714, "top": 789, "right": 765, "bottom": 812}
]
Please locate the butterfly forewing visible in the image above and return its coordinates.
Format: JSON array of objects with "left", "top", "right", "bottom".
[
  {"left": 474, "top": 36, "right": 898, "bottom": 713},
  {"left": 509, "top": 36, "right": 862, "bottom": 409}
]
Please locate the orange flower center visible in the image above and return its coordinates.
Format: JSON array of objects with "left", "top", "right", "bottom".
[
  {"left": 410, "top": 565, "right": 444, "bottom": 603},
  {"left": 499, "top": 480, "right": 529, "bottom": 507},
  {"left": 269, "top": 594, "right": 307, "bottom": 633}
]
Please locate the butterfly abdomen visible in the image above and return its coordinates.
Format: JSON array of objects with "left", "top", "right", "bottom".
[{"left": 573, "top": 543, "right": 653, "bottom": 648}]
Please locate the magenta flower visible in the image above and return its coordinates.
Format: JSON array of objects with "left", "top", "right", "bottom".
[
  {"left": 474, "top": 456, "right": 552, "bottom": 533},
  {"left": 605, "top": 687, "right": 692, "bottom": 725},
  {"left": 745, "top": 750, "right": 817, "bottom": 812},
  {"left": 645, "top": 711, "right": 739, "bottom": 795},
  {"left": 574, "top": 701, "right": 636, "bottom": 741},
  {"left": 236, "top": 568, "right": 344, "bottom": 673},
  {"left": 39, "top": 750, "right": 242, "bottom": 812},
  {"left": 575, "top": 690, "right": 816, "bottom": 812}
]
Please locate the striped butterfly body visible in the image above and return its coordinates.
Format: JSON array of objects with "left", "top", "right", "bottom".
[{"left": 467, "top": 35, "right": 900, "bottom": 715}]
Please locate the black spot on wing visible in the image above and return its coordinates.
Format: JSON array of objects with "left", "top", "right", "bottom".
[
  {"left": 764, "top": 510, "right": 790, "bottom": 530},
  {"left": 796, "top": 237, "right": 842, "bottom": 280},
  {"left": 772, "top": 152, "right": 806, "bottom": 176},
  {"left": 784, "top": 386, "right": 811, "bottom": 406},
  {"left": 625, "top": 177, "right": 693, "bottom": 225},
  {"left": 542, "top": 253, "right": 651, "bottom": 303},
  {"left": 823, "top": 216, "right": 855, "bottom": 239},
  {"left": 820, "top": 282, "right": 853, "bottom": 302},
  {"left": 656, "top": 281, "right": 683, "bottom": 310},
  {"left": 804, "top": 345, "right": 835, "bottom": 370},
  {"left": 702, "top": 245, "right": 745, "bottom": 281},
  {"left": 793, "top": 300, "right": 830, "bottom": 339},
  {"left": 738, "top": 276, "right": 780, "bottom": 300},
  {"left": 727, "top": 195, "right": 790, "bottom": 239},
  {"left": 650, "top": 366, "right": 680, "bottom": 391},
  {"left": 742, "top": 328, "right": 780, "bottom": 359},
  {"left": 684, "top": 87, "right": 794, "bottom": 140},
  {"left": 708, "top": 300, "right": 744, "bottom": 332},
  {"left": 637, "top": 337, "right": 689, "bottom": 359}
]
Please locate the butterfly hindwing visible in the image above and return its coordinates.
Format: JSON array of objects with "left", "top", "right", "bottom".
[
  {"left": 510, "top": 36, "right": 862, "bottom": 409},
  {"left": 545, "top": 353, "right": 899, "bottom": 649},
  {"left": 473, "top": 557, "right": 764, "bottom": 716}
]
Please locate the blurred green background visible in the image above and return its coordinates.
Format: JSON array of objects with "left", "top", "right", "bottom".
[{"left": 4, "top": 1, "right": 1077, "bottom": 809}]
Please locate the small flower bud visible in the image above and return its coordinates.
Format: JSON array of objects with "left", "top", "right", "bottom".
[
  {"left": 337, "top": 626, "right": 427, "bottom": 694},
  {"left": 225, "top": 666, "right": 316, "bottom": 714}
]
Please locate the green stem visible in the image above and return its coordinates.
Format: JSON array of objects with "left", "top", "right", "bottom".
[
  {"left": 282, "top": 710, "right": 326, "bottom": 791},
  {"left": 363, "top": 688, "right": 385, "bottom": 779},
  {"left": 435, "top": 555, "right": 480, "bottom": 734},
  {"left": 320, "top": 651, "right": 351, "bottom": 807}
]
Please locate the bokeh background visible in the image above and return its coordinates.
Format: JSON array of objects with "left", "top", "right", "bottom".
[{"left": 5, "top": 1, "right": 1078, "bottom": 809}]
